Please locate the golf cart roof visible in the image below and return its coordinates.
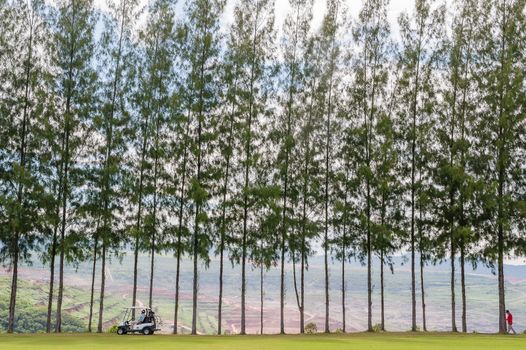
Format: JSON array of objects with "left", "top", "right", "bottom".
[{"left": 124, "top": 306, "right": 152, "bottom": 310}]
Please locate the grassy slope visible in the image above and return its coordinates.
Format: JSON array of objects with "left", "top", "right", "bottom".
[{"left": 0, "top": 333, "right": 524, "bottom": 350}]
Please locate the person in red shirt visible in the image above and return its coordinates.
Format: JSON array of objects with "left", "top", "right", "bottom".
[{"left": 506, "top": 310, "right": 516, "bottom": 334}]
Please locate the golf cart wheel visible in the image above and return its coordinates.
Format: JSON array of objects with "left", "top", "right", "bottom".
[
  {"left": 142, "top": 327, "right": 152, "bottom": 335},
  {"left": 117, "top": 328, "right": 126, "bottom": 335}
]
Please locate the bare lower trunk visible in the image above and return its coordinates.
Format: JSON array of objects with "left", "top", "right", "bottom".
[
  {"left": 420, "top": 253, "right": 426, "bottom": 331},
  {"left": 46, "top": 225, "right": 58, "bottom": 333},
  {"left": 341, "top": 244, "right": 346, "bottom": 332},
  {"left": 7, "top": 239, "right": 19, "bottom": 333},
  {"left": 217, "top": 239, "right": 224, "bottom": 335},
  {"left": 300, "top": 236, "right": 305, "bottom": 334},
  {"left": 366, "top": 210, "right": 372, "bottom": 332},
  {"left": 341, "top": 166, "right": 349, "bottom": 333},
  {"left": 366, "top": 177, "right": 372, "bottom": 332},
  {"left": 260, "top": 264, "right": 264, "bottom": 335},
  {"left": 324, "top": 233, "right": 330, "bottom": 333},
  {"left": 149, "top": 237, "right": 155, "bottom": 308},
  {"left": 173, "top": 238, "right": 182, "bottom": 334},
  {"left": 97, "top": 242, "right": 106, "bottom": 333},
  {"left": 292, "top": 244, "right": 301, "bottom": 333},
  {"left": 380, "top": 250, "right": 385, "bottom": 331},
  {"left": 191, "top": 216, "right": 199, "bottom": 335},
  {"left": 240, "top": 221, "right": 247, "bottom": 335},
  {"left": 460, "top": 240, "right": 467, "bottom": 332},
  {"left": 411, "top": 230, "right": 416, "bottom": 331},
  {"left": 451, "top": 239, "right": 457, "bottom": 332},
  {"left": 498, "top": 224, "right": 505, "bottom": 333},
  {"left": 55, "top": 233, "right": 65, "bottom": 332},
  {"left": 132, "top": 235, "right": 139, "bottom": 320},
  {"left": 88, "top": 236, "right": 98, "bottom": 332},
  {"left": 280, "top": 226, "right": 286, "bottom": 334}
]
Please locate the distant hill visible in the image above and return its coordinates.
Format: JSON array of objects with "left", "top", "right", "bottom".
[{"left": 1, "top": 253, "right": 525, "bottom": 334}]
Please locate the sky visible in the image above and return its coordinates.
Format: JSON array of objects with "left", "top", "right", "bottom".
[{"left": 92, "top": 0, "right": 420, "bottom": 33}]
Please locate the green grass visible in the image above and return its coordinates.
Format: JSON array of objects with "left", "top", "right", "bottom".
[{"left": 0, "top": 333, "right": 524, "bottom": 350}]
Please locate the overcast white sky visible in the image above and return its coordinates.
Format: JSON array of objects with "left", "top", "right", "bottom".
[{"left": 93, "top": 0, "right": 422, "bottom": 34}]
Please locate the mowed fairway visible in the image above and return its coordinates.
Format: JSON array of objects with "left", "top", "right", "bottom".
[{"left": 0, "top": 333, "right": 524, "bottom": 350}]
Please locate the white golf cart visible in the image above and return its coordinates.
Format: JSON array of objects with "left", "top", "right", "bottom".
[{"left": 117, "top": 306, "right": 160, "bottom": 335}]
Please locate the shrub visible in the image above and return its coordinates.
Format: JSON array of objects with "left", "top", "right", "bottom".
[
  {"left": 107, "top": 324, "right": 119, "bottom": 333},
  {"left": 372, "top": 324, "right": 383, "bottom": 332},
  {"left": 305, "top": 322, "right": 317, "bottom": 334},
  {"left": 335, "top": 328, "right": 344, "bottom": 334}
]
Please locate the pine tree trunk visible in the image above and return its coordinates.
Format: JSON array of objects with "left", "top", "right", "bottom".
[
  {"left": 47, "top": 160, "right": 65, "bottom": 333},
  {"left": 217, "top": 83, "right": 236, "bottom": 335},
  {"left": 7, "top": 240, "right": 19, "bottom": 333},
  {"left": 240, "top": 8, "right": 260, "bottom": 335},
  {"left": 191, "top": 140, "right": 201, "bottom": 336},
  {"left": 217, "top": 105, "right": 236, "bottom": 335},
  {"left": 217, "top": 186, "right": 227, "bottom": 336},
  {"left": 260, "top": 264, "right": 264, "bottom": 335},
  {"left": 97, "top": 242, "right": 106, "bottom": 333},
  {"left": 279, "top": 118, "right": 288, "bottom": 332},
  {"left": 324, "top": 147, "right": 330, "bottom": 334},
  {"left": 366, "top": 184, "right": 372, "bottom": 332},
  {"left": 323, "top": 13, "right": 338, "bottom": 331},
  {"left": 457, "top": 13, "right": 473, "bottom": 334},
  {"left": 449, "top": 71, "right": 458, "bottom": 333},
  {"left": 364, "top": 93, "right": 374, "bottom": 332},
  {"left": 450, "top": 233, "right": 457, "bottom": 332},
  {"left": 496, "top": 3, "right": 507, "bottom": 334},
  {"left": 132, "top": 120, "right": 149, "bottom": 318},
  {"left": 292, "top": 244, "right": 301, "bottom": 331},
  {"left": 497, "top": 166, "right": 506, "bottom": 334},
  {"left": 149, "top": 233, "right": 155, "bottom": 308},
  {"left": 364, "top": 45, "right": 376, "bottom": 335},
  {"left": 132, "top": 233, "right": 139, "bottom": 320},
  {"left": 409, "top": 31, "right": 422, "bottom": 333},
  {"left": 298, "top": 70, "right": 318, "bottom": 334},
  {"left": 148, "top": 114, "right": 161, "bottom": 309},
  {"left": 217, "top": 245, "right": 223, "bottom": 335},
  {"left": 420, "top": 247, "right": 426, "bottom": 331},
  {"left": 380, "top": 249, "right": 385, "bottom": 331},
  {"left": 173, "top": 114, "right": 190, "bottom": 335},
  {"left": 341, "top": 243, "right": 346, "bottom": 333},
  {"left": 191, "top": 197, "right": 200, "bottom": 335},
  {"left": 280, "top": 4, "right": 302, "bottom": 335},
  {"left": 460, "top": 239, "right": 467, "bottom": 332},
  {"left": 418, "top": 170, "right": 427, "bottom": 332},
  {"left": 46, "top": 222, "right": 59, "bottom": 333},
  {"left": 341, "top": 166, "right": 349, "bottom": 333},
  {"left": 191, "top": 50, "right": 207, "bottom": 338},
  {"left": 133, "top": 37, "right": 159, "bottom": 318},
  {"left": 55, "top": 196, "right": 66, "bottom": 333},
  {"left": 55, "top": 79, "right": 73, "bottom": 333},
  {"left": 300, "top": 235, "right": 305, "bottom": 334},
  {"left": 88, "top": 235, "right": 98, "bottom": 332},
  {"left": 173, "top": 229, "right": 182, "bottom": 334}
]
